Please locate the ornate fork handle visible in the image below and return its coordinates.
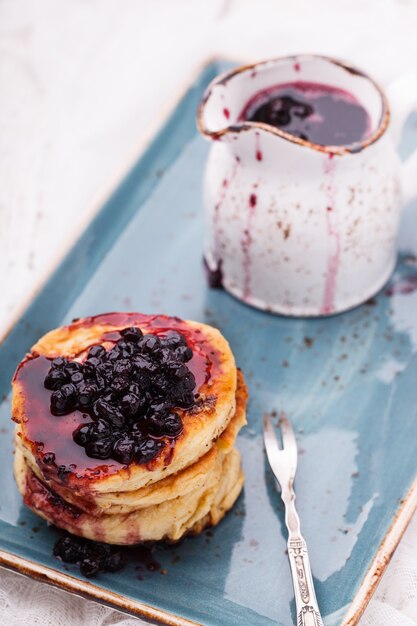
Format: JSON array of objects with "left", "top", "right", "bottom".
[
  {"left": 283, "top": 490, "right": 323, "bottom": 626},
  {"left": 288, "top": 538, "right": 323, "bottom": 626}
]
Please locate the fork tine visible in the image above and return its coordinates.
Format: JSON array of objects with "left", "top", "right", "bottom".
[
  {"left": 263, "top": 413, "right": 282, "bottom": 454},
  {"left": 279, "top": 413, "right": 297, "bottom": 450},
  {"left": 278, "top": 413, "right": 298, "bottom": 472},
  {"left": 263, "top": 413, "right": 285, "bottom": 487},
  {"left": 263, "top": 411, "right": 299, "bottom": 491}
]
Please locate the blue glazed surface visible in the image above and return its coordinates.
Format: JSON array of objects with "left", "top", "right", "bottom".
[{"left": 1, "top": 61, "right": 417, "bottom": 626}]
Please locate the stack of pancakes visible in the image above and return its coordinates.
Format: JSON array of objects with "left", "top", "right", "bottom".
[{"left": 12, "top": 313, "right": 247, "bottom": 544}]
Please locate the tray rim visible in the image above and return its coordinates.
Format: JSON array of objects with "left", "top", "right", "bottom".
[
  {"left": 1, "top": 55, "right": 417, "bottom": 626},
  {"left": 341, "top": 472, "right": 417, "bottom": 625}
]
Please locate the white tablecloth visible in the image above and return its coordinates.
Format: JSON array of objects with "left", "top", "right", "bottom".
[{"left": 2, "top": 1, "right": 417, "bottom": 624}]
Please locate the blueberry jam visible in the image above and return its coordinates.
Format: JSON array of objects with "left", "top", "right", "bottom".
[
  {"left": 240, "top": 81, "right": 372, "bottom": 146},
  {"left": 53, "top": 533, "right": 164, "bottom": 578},
  {"left": 43, "top": 327, "right": 196, "bottom": 465},
  {"left": 53, "top": 533, "right": 124, "bottom": 577}
]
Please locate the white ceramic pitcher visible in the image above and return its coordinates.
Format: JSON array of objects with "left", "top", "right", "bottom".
[{"left": 197, "top": 55, "right": 417, "bottom": 316}]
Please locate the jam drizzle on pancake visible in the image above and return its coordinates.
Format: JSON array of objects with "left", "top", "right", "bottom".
[{"left": 13, "top": 315, "right": 222, "bottom": 485}]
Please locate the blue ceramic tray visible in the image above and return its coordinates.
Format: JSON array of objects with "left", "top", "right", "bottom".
[{"left": 1, "top": 60, "right": 417, "bottom": 626}]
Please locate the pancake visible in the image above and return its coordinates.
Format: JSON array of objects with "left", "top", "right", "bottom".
[
  {"left": 12, "top": 313, "right": 237, "bottom": 494},
  {"left": 15, "top": 446, "right": 244, "bottom": 544},
  {"left": 12, "top": 312, "right": 247, "bottom": 544},
  {"left": 16, "top": 370, "right": 247, "bottom": 515}
]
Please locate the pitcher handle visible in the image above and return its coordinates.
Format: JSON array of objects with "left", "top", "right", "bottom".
[{"left": 386, "top": 73, "right": 417, "bottom": 205}]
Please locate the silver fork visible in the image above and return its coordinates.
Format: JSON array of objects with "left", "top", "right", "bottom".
[{"left": 263, "top": 412, "right": 323, "bottom": 626}]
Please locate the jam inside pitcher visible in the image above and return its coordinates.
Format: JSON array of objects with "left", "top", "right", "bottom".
[{"left": 239, "top": 81, "right": 372, "bottom": 147}]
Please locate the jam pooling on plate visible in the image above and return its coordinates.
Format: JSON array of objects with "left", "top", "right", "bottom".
[
  {"left": 14, "top": 315, "right": 216, "bottom": 481},
  {"left": 240, "top": 81, "right": 372, "bottom": 146},
  {"left": 53, "top": 533, "right": 124, "bottom": 577},
  {"left": 53, "top": 531, "right": 161, "bottom": 578}
]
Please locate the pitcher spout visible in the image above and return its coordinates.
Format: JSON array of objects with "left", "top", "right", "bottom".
[
  {"left": 197, "top": 69, "right": 245, "bottom": 141},
  {"left": 198, "top": 56, "right": 389, "bottom": 156}
]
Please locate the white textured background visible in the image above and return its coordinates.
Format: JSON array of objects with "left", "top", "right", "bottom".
[{"left": 1, "top": 1, "right": 417, "bottom": 624}]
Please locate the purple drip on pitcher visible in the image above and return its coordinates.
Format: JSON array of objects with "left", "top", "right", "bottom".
[
  {"left": 242, "top": 191, "right": 258, "bottom": 300},
  {"left": 255, "top": 131, "right": 263, "bottom": 161},
  {"left": 321, "top": 153, "right": 340, "bottom": 314}
]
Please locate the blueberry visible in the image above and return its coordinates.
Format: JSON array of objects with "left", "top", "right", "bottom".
[
  {"left": 112, "top": 435, "right": 136, "bottom": 464},
  {"left": 90, "top": 418, "right": 112, "bottom": 440},
  {"left": 101, "top": 390, "right": 116, "bottom": 403},
  {"left": 103, "top": 551, "right": 124, "bottom": 572},
  {"left": 86, "top": 356, "right": 101, "bottom": 368},
  {"left": 132, "top": 370, "right": 151, "bottom": 389},
  {"left": 85, "top": 438, "right": 113, "bottom": 460},
  {"left": 96, "top": 362, "right": 113, "bottom": 381},
  {"left": 132, "top": 354, "right": 157, "bottom": 372},
  {"left": 111, "top": 376, "right": 130, "bottom": 396},
  {"left": 77, "top": 382, "right": 98, "bottom": 408},
  {"left": 120, "top": 326, "right": 143, "bottom": 342},
  {"left": 151, "top": 371, "right": 170, "bottom": 392},
  {"left": 145, "top": 411, "right": 182, "bottom": 437},
  {"left": 53, "top": 536, "right": 84, "bottom": 563},
  {"left": 82, "top": 361, "right": 97, "bottom": 378},
  {"left": 137, "top": 334, "right": 161, "bottom": 355},
  {"left": 51, "top": 383, "right": 77, "bottom": 415},
  {"left": 80, "top": 557, "right": 100, "bottom": 577},
  {"left": 51, "top": 357, "right": 67, "bottom": 369},
  {"left": 161, "top": 332, "right": 187, "bottom": 349},
  {"left": 144, "top": 414, "right": 166, "bottom": 437},
  {"left": 170, "top": 387, "right": 195, "bottom": 408},
  {"left": 113, "top": 359, "right": 132, "bottom": 377},
  {"left": 73, "top": 423, "right": 94, "bottom": 446},
  {"left": 88, "top": 345, "right": 106, "bottom": 359},
  {"left": 64, "top": 361, "right": 82, "bottom": 374},
  {"left": 135, "top": 437, "right": 164, "bottom": 463},
  {"left": 174, "top": 345, "right": 193, "bottom": 362},
  {"left": 43, "top": 452, "right": 56, "bottom": 465},
  {"left": 130, "top": 421, "right": 145, "bottom": 437},
  {"left": 133, "top": 370, "right": 151, "bottom": 392},
  {"left": 165, "top": 363, "right": 189, "bottom": 380},
  {"left": 133, "top": 389, "right": 152, "bottom": 412},
  {"left": 92, "top": 542, "right": 112, "bottom": 559},
  {"left": 129, "top": 382, "right": 140, "bottom": 396},
  {"left": 147, "top": 400, "right": 171, "bottom": 417},
  {"left": 71, "top": 371, "right": 84, "bottom": 384},
  {"left": 120, "top": 392, "right": 140, "bottom": 417},
  {"left": 158, "top": 347, "right": 173, "bottom": 366},
  {"left": 44, "top": 368, "right": 68, "bottom": 390},
  {"left": 182, "top": 371, "right": 196, "bottom": 391},
  {"left": 116, "top": 340, "right": 136, "bottom": 356},
  {"left": 95, "top": 372, "right": 106, "bottom": 390},
  {"left": 93, "top": 398, "right": 125, "bottom": 428},
  {"left": 106, "top": 347, "right": 122, "bottom": 362},
  {"left": 163, "top": 412, "right": 183, "bottom": 437}
]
